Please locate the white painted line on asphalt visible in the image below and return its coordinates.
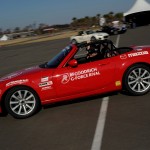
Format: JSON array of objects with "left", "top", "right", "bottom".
[
  {"left": 91, "top": 35, "right": 120, "bottom": 150},
  {"left": 115, "top": 34, "right": 120, "bottom": 47},
  {"left": 91, "top": 97, "right": 109, "bottom": 150}
]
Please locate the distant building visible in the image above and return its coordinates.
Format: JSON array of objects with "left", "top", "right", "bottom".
[{"left": 42, "top": 28, "right": 55, "bottom": 34}]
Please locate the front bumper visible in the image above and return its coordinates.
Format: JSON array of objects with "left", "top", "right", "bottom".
[{"left": 98, "top": 36, "right": 109, "bottom": 40}]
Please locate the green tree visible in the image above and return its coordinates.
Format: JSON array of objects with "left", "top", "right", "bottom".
[
  {"left": 14, "top": 27, "right": 20, "bottom": 33},
  {"left": 72, "top": 17, "right": 77, "bottom": 22},
  {"left": 85, "top": 16, "right": 89, "bottom": 19},
  {"left": 114, "top": 13, "right": 123, "bottom": 21}
]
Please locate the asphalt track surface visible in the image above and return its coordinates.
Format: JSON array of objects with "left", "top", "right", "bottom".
[{"left": 0, "top": 26, "right": 150, "bottom": 150}]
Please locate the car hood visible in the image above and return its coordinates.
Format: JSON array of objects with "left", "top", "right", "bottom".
[
  {"left": 92, "top": 32, "right": 108, "bottom": 36},
  {"left": 0, "top": 66, "right": 43, "bottom": 82}
]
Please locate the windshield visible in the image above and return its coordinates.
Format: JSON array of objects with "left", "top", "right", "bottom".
[
  {"left": 41, "top": 46, "right": 72, "bottom": 68},
  {"left": 86, "top": 30, "right": 94, "bottom": 34}
]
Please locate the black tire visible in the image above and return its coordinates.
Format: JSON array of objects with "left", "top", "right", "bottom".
[
  {"left": 71, "top": 39, "right": 77, "bottom": 44},
  {"left": 123, "top": 64, "right": 150, "bottom": 96},
  {"left": 90, "top": 36, "right": 96, "bottom": 42},
  {"left": 113, "top": 30, "right": 118, "bottom": 35},
  {"left": 5, "top": 86, "right": 41, "bottom": 119}
]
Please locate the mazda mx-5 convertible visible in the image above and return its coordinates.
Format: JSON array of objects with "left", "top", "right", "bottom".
[{"left": 0, "top": 40, "right": 150, "bottom": 119}]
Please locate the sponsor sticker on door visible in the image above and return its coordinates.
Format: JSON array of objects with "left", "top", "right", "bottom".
[{"left": 61, "top": 68, "right": 100, "bottom": 84}]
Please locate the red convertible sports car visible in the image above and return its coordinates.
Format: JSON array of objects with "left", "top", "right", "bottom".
[{"left": 0, "top": 40, "right": 150, "bottom": 119}]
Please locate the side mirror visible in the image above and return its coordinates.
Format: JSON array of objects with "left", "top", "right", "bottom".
[{"left": 68, "top": 59, "right": 78, "bottom": 67}]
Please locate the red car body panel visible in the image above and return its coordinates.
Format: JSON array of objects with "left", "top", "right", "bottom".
[{"left": 0, "top": 44, "right": 150, "bottom": 113}]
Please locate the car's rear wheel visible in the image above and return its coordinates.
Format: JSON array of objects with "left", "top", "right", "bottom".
[
  {"left": 124, "top": 64, "right": 150, "bottom": 95},
  {"left": 5, "top": 86, "right": 41, "bottom": 119}
]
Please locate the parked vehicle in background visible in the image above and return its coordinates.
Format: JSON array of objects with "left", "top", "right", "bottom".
[
  {"left": 70, "top": 30, "right": 109, "bottom": 44},
  {"left": 101, "top": 24, "right": 127, "bottom": 35}
]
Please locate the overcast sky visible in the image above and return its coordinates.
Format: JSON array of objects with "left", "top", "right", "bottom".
[{"left": 0, "top": 0, "right": 150, "bottom": 30}]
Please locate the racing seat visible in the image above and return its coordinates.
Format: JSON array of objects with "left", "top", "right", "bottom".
[{"left": 101, "top": 46, "right": 118, "bottom": 58}]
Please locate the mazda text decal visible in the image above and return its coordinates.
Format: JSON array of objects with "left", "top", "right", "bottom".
[
  {"left": 61, "top": 68, "right": 100, "bottom": 84},
  {"left": 120, "top": 51, "right": 149, "bottom": 60},
  {"left": 128, "top": 51, "right": 148, "bottom": 57}
]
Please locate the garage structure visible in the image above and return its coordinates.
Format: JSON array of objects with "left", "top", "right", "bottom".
[{"left": 124, "top": 0, "right": 150, "bottom": 27}]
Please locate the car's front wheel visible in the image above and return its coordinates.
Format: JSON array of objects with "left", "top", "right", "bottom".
[
  {"left": 113, "top": 30, "right": 118, "bottom": 35},
  {"left": 5, "top": 86, "right": 41, "bottom": 119},
  {"left": 71, "top": 39, "right": 77, "bottom": 44},
  {"left": 123, "top": 64, "right": 150, "bottom": 95},
  {"left": 90, "top": 36, "right": 97, "bottom": 42}
]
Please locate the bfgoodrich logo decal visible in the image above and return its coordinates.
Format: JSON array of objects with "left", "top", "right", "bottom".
[
  {"left": 61, "top": 74, "right": 70, "bottom": 84},
  {"left": 61, "top": 68, "right": 100, "bottom": 84}
]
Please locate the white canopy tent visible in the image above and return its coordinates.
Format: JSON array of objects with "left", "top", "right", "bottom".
[
  {"left": 0, "top": 35, "right": 9, "bottom": 41},
  {"left": 124, "top": 0, "right": 150, "bottom": 16},
  {"left": 124, "top": 0, "right": 150, "bottom": 26}
]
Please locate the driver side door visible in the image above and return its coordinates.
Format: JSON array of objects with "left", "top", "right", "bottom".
[{"left": 53, "top": 58, "right": 115, "bottom": 98}]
